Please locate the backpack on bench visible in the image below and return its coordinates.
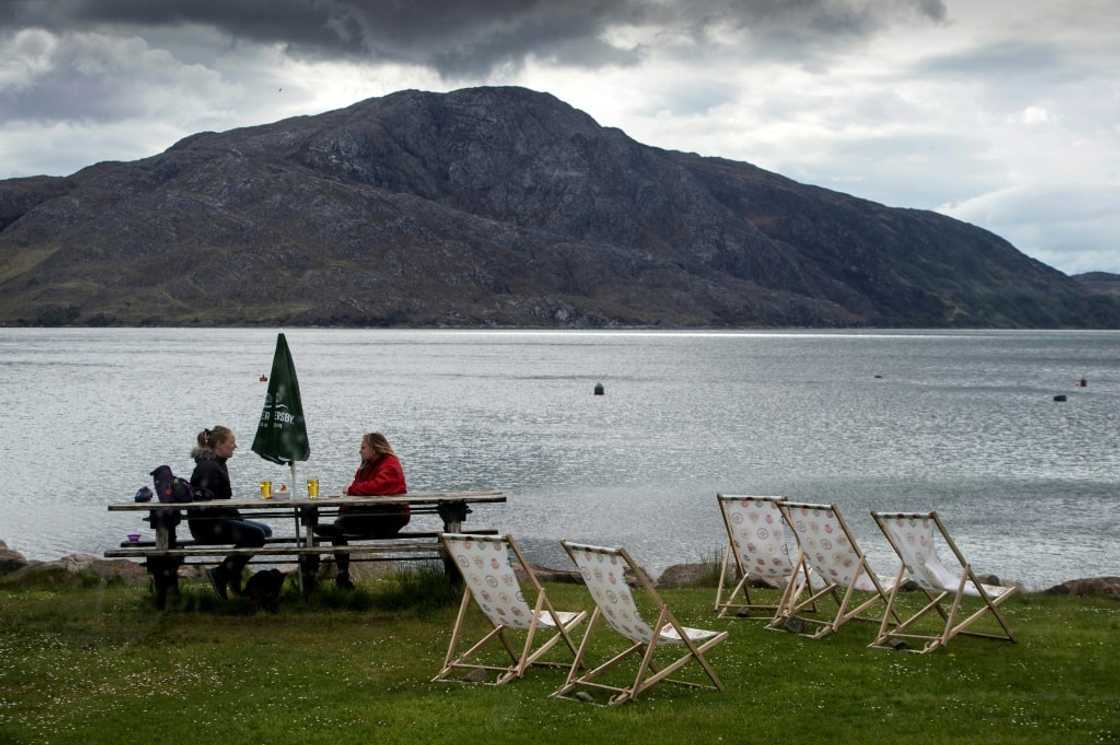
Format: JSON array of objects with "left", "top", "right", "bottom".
[
  {"left": 150, "top": 465, "right": 196, "bottom": 504},
  {"left": 148, "top": 465, "right": 195, "bottom": 531}
]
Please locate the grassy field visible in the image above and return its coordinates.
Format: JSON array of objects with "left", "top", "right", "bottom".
[{"left": 1, "top": 572, "right": 1117, "bottom": 745}]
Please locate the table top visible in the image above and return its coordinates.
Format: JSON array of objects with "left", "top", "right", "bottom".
[{"left": 108, "top": 489, "right": 505, "bottom": 511}]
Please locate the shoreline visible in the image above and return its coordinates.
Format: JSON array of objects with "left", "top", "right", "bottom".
[{"left": 2, "top": 543, "right": 1117, "bottom": 600}]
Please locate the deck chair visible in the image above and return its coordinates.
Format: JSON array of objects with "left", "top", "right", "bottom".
[
  {"left": 552, "top": 541, "right": 728, "bottom": 706},
  {"left": 768, "top": 502, "right": 901, "bottom": 639},
  {"left": 433, "top": 534, "right": 587, "bottom": 685},
  {"left": 714, "top": 494, "right": 814, "bottom": 618},
  {"left": 869, "top": 511, "right": 1017, "bottom": 654}
]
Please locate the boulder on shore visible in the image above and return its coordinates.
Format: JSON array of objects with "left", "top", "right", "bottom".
[
  {"left": 657, "top": 563, "right": 715, "bottom": 588},
  {"left": 513, "top": 563, "right": 582, "bottom": 585},
  {"left": 0, "top": 552, "right": 147, "bottom": 588},
  {"left": 656, "top": 562, "right": 782, "bottom": 589},
  {"left": 1044, "top": 577, "right": 1120, "bottom": 601},
  {"left": 0, "top": 540, "right": 29, "bottom": 576}
]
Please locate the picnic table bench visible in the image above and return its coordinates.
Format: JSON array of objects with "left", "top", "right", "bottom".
[{"left": 105, "top": 491, "right": 505, "bottom": 607}]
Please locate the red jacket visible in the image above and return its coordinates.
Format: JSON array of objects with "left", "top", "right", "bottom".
[{"left": 344, "top": 454, "right": 408, "bottom": 517}]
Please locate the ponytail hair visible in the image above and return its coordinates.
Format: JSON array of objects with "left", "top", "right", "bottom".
[{"left": 196, "top": 425, "right": 233, "bottom": 450}]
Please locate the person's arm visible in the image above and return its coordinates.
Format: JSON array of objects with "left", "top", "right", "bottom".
[{"left": 346, "top": 457, "right": 407, "bottom": 496}]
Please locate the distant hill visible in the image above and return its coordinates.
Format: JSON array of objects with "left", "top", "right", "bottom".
[
  {"left": 1, "top": 86, "right": 1117, "bottom": 327},
  {"left": 1072, "top": 272, "right": 1120, "bottom": 297}
]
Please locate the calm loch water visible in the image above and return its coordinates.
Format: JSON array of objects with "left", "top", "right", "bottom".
[{"left": 1, "top": 328, "right": 1117, "bottom": 588}]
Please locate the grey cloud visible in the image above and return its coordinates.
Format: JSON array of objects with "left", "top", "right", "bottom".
[
  {"left": 725, "top": 0, "right": 947, "bottom": 34},
  {"left": 2, "top": 0, "right": 647, "bottom": 76},
  {"left": 913, "top": 40, "right": 1080, "bottom": 83},
  {"left": 940, "top": 184, "right": 1120, "bottom": 274},
  {"left": 1, "top": 0, "right": 948, "bottom": 77},
  {"left": 637, "top": 80, "right": 740, "bottom": 116},
  {"left": 785, "top": 132, "right": 1002, "bottom": 210},
  {"left": 0, "top": 30, "right": 241, "bottom": 124}
]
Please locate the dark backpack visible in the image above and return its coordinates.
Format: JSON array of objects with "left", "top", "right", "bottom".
[{"left": 150, "top": 465, "right": 195, "bottom": 503}]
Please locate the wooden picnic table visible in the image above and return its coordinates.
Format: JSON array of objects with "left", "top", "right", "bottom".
[{"left": 106, "top": 490, "right": 505, "bottom": 606}]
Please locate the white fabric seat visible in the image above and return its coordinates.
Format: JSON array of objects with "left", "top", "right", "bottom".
[
  {"left": 869, "top": 511, "right": 1018, "bottom": 654},
  {"left": 657, "top": 624, "right": 722, "bottom": 643},
  {"left": 768, "top": 501, "right": 899, "bottom": 640},
  {"left": 714, "top": 495, "right": 809, "bottom": 618},
  {"left": 433, "top": 534, "right": 587, "bottom": 686},
  {"left": 852, "top": 572, "right": 899, "bottom": 594},
  {"left": 553, "top": 541, "right": 728, "bottom": 706},
  {"left": 924, "top": 560, "right": 1011, "bottom": 598},
  {"left": 536, "top": 610, "right": 583, "bottom": 628}
]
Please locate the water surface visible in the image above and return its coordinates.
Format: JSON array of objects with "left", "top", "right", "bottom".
[{"left": 1, "top": 328, "right": 1117, "bottom": 588}]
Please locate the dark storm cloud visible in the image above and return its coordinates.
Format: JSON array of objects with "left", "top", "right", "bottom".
[
  {"left": 1, "top": 0, "right": 947, "bottom": 76},
  {"left": 687, "top": 0, "right": 945, "bottom": 36}
]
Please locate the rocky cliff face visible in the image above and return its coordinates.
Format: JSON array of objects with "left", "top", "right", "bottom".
[{"left": 0, "top": 86, "right": 1115, "bottom": 327}]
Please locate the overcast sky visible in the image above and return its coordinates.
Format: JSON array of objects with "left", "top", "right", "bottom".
[{"left": 1, "top": 0, "right": 1117, "bottom": 274}]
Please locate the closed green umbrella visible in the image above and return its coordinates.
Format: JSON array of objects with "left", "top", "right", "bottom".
[
  {"left": 252, "top": 331, "right": 310, "bottom": 472},
  {"left": 252, "top": 332, "right": 311, "bottom": 592}
]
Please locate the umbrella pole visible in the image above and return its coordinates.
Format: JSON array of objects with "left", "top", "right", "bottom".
[{"left": 290, "top": 460, "right": 304, "bottom": 597}]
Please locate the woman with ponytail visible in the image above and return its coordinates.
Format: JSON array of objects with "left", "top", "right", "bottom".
[
  {"left": 314, "top": 432, "right": 408, "bottom": 589},
  {"left": 189, "top": 426, "right": 272, "bottom": 599}
]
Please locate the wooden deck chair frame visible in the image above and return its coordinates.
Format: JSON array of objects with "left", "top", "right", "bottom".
[
  {"left": 768, "top": 501, "right": 901, "bottom": 639},
  {"left": 552, "top": 541, "right": 728, "bottom": 706},
  {"left": 869, "top": 511, "right": 1017, "bottom": 654},
  {"left": 714, "top": 494, "right": 815, "bottom": 619},
  {"left": 433, "top": 534, "right": 587, "bottom": 686}
]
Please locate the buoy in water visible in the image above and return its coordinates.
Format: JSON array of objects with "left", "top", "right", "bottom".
[
  {"left": 1053, "top": 394, "right": 1067, "bottom": 402},
  {"left": 1079, "top": 377, "right": 1087, "bottom": 388},
  {"left": 259, "top": 375, "right": 268, "bottom": 382},
  {"left": 594, "top": 383, "right": 605, "bottom": 396},
  {"left": 873, "top": 374, "right": 883, "bottom": 379}
]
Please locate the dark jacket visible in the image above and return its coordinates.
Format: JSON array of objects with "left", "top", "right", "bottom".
[
  {"left": 342, "top": 454, "right": 409, "bottom": 520},
  {"left": 188, "top": 447, "right": 239, "bottom": 531}
]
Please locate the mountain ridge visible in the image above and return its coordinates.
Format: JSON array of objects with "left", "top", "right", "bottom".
[{"left": 1, "top": 85, "right": 1116, "bottom": 328}]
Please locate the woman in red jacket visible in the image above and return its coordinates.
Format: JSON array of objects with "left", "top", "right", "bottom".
[{"left": 315, "top": 432, "right": 409, "bottom": 589}]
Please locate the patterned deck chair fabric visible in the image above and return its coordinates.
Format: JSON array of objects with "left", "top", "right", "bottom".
[
  {"left": 552, "top": 541, "right": 728, "bottom": 706},
  {"left": 869, "top": 511, "right": 1017, "bottom": 654},
  {"left": 433, "top": 534, "right": 587, "bottom": 685},
  {"left": 768, "top": 502, "right": 900, "bottom": 639},
  {"left": 715, "top": 494, "right": 812, "bottom": 618}
]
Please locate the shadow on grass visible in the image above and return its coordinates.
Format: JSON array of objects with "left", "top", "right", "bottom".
[{"left": 158, "top": 564, "right": 458, "bottom": 616}]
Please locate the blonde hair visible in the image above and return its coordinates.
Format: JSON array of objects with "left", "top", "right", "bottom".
[
  {"left": 363, "top": 432, "right": 395, "bottom": 462},
  {"left": 197, "top": 425, "right": 234, "bottom": 450}
]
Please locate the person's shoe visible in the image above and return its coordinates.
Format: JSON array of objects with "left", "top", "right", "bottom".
[
  {"left": 206, "top": 567, "right": 229, "bottom": 600},
  {"left": 335, "top": 573, "right": 355, "bottom": 591}
]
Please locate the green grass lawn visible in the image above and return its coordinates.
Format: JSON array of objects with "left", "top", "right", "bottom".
[{"left": 1, "top": 574, "right": 1117, "bottom": 745}]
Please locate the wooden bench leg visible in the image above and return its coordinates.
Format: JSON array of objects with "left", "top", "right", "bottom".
[
  {"left": 299, "top": 554, "right": 320, "bottom": 597},
  {"left": 437, "top": 502, "right": 470, "bottom": 587},
  {"left": 148, "top": 557, "right": 181, "bottom": 610}
]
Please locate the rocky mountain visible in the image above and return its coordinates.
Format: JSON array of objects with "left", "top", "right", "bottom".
[
  {"left": 1, "top": 86, "right": 1117, "bottom": 327},
  {"left": 1072, "top": 272, "right": 1120, "bottom": 297}
]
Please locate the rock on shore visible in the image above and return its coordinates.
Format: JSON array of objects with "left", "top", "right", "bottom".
[
  {"left": 1044, "top": 577, "right": 1120, "bottom": 601},
  {"left": 0, "top": 540, "right": 28, "bottom": 575},
  {"left": 513, "top": 563, "right": 583, "bottom": 585},
  {"left": 0, "top": 544, "right": 148, "bottom": 587}
]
